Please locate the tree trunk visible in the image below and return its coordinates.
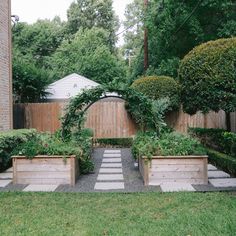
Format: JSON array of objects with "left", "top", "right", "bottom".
[{"left": 226, "top": 112, "right": 231, "bottom": 132}]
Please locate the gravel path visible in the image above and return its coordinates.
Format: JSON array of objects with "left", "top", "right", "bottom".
[{"left": 56, "top": 148, "right": 160, "bottom": 192}]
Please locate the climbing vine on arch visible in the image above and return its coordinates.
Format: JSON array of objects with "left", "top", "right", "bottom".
[{"left": 61, "top": 85, "right": 166, "bottom": 139}]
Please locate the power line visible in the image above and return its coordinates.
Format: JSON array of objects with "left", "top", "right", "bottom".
[{"left": 173, "top": 0, "right": 203, "bottom": 35}]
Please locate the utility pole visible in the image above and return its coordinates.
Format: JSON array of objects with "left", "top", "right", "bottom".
[{"left": 144, "top": 0, "right": 149, "bottom": 70}]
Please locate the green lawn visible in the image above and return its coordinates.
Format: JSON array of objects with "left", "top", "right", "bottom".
[{"left": 0, "top": 192, "right": 236, "bottom": 236}]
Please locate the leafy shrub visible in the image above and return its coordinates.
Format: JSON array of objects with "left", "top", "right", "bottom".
[
  {"left": 131, "top": 75, "right": 180, "bottom": 111},
  {"left": 179, "top": 37, "right": 236, "bottom": 115},
  {"left": 207, "top": 149, "right": 236, "bottom": 177},
  {"left": 12, "top": 130, "right": 94, "bottom": 174},
  {"left": 94, "top": 138, "right": 133, "bottom": 147},
  {"left": 145, "top": 57, "right": 180, "bottom": 79},
  {"left": 132, "top": 131, "right": 206, "bottom": 160},
  {"left": 0, "top": 129, "right": 37, "bottom": 171},
  {"left": 189, "top": 128, "right": 236, "bottom": 157},
  {"left": 132, "top": 131, "right": 159, "bottom": 160}
]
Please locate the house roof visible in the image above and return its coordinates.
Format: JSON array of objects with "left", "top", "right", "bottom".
[{"left": 45, "top": 73, "right": 100, "bottom": 100}]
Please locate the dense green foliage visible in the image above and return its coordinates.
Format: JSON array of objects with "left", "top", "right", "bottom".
[
  {"left": 61, "top": 85, "right": 168, "bottom": 139},
  {"left": 13, "top": 19, "right": 65, "bottom": 69},
  {"left": 50, "top": 28, "right": 126, "bottom": 84},
  {"left": 12, "top": 130, "right": 94, "bottom": 174},
  {"left": 179, "top": 38, "right": 236, "bottom": 115},
  {"left": 1, "top": 192, "right": 236, "bottom": 235},
  {"left": 207, "top": 149, "right": 236, "bottom": 177},
  {"left": 131, "top": 75, "right": 180, "bottom": 111},
  {"left": 67, "top": 0, "right": 118, "bottom": 50},
  {"left": 132, "top": 131, "right": 206, "bottom": 160},
  {"left": 94, "top": 138, "right": 133, "bottom": 148},
  {"left": 123, "top": 0, "right": 236, "bottom": 79},
  {"left": 13, "top": 49, "right": 50, "bottom": 102},
  {"left": 189, "top": 128, "right": 236, "bottom": 158},
  {"left": 0, "top": 129, "right": 37, "bottom": 171}
]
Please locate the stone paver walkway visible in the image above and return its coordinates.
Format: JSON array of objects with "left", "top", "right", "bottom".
[
  {"left": 95, "top": 149, "right": 124, "bottom": 190},
  {"left": 0, "top": 148, "right": 236, "bottom": 192}
]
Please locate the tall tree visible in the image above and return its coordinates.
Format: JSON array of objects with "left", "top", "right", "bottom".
[
  {"left": 124, "top": 0, "right": 236, "bottom": 80},
  {"left": 50, "top": 28, "right": 127, "bottom": 85},
  {"left": 12, "top": 17, "right": 66, "bottom": 69},
  {"left": 66, "top": 0, "right": 119, "bottom": 50}
]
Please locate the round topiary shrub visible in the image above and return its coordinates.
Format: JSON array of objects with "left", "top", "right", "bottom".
[
  {"left": 179, "top": 37, "right": 236, "bottom": 115},
  {"left": 131, "top": 75, "right": 180, "bottom": 111}
]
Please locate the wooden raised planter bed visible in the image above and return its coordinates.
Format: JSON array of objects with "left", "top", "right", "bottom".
[
  {"left": 139, "top": 156, "right": 208, "bottom": 186},
  {"left": 12, "top": 155, "right": 79, "bottom": 186}
]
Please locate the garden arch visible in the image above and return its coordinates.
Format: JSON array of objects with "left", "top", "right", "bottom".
[{"left": 61, "top": 86, "right": 155, "bottom": 139}]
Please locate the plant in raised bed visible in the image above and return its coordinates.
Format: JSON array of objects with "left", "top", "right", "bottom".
[
  {"left": 11, "top": 130, "right": 94, "bottom": 186},
  {"left": 132, "top": 131, "right": 208, "bottom": 186}
]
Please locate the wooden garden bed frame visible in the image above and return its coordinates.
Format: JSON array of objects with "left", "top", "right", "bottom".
[
  {"left": 139, "top": 156, "right": 208, "bottom": 186},
  {"left": 12, "top": 155, "right": 79, "bottom": 186}
]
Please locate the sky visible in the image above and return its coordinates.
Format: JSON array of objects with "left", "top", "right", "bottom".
[{"left": 11, "top": 0, "right": 133, "bottom": 45}]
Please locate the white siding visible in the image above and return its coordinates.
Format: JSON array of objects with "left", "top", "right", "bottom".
[{"left": 45, "top": 73, "right": 99, "bottom": 100}]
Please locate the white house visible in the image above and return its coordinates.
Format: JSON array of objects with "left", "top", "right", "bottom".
[{"left": 45, "top": 73, "right": 100, "bottom": 101}]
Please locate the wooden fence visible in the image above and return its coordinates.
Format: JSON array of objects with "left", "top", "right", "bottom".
[
  {"left": 13, "top": 99, "right": 137, "bottom": 138},
  {"left": 13, "top": 100, "right": 236, "bottom": 138}
]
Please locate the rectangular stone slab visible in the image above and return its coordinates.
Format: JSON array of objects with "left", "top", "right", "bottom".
[
  {"left": 23, "top": 184, "right": 58, "bottom": 192},
  {"left": 97, "top": 174, "right": 124, "bottom": 181},
  {"left": 0, "top": 172, "right": 13, "bottom": 179},
  {"left": 0, "top": 180, "right": 12, "bottom": 187},
  {"left": 160, "top": 182, "right": 196, "bottom": 192},
  {"left": 5, "top": 167, "right": 13, "bottom": 172},
  {"left": 99, "top": 168, "right": 123, "bottom": 173},
  {"left": 208, "top": 170, "right": 230, "bottom": 179},
  {"left": 101, "top": 163, "right": 122, "bottom": 168},
  {"left": 102, "top": 158, "right": 122, "bottom": 163},
  {"left": 103, "top": 153, "right": 121, "bottom": 158},
  {"left": 94, "top": 182, "right": 124, "bottom": 190},
  {"left": 207, "top": 164, "right": 217, "bottom": 171},
  {"left": 209, "top": 178, "right": 236, "bottom": 188},
  {"left": 104, "top": 150, "right": 121, "bottom": 154}
]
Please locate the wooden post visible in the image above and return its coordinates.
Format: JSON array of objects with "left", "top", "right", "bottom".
[{"left": 144, "top": 0, "right": 149, "bottom": 70}]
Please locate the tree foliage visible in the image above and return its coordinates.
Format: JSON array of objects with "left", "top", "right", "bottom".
[
  {"left": 179, "top": 37, "right": 236, "bottom": 115},
  {"left": 50, "top": 28, "right": 126, "bottom": 85},
  {"left": 123, "top": 0, "right": 236, "bottom": 78},
  {"left": 13, "top": 49, "right": 50, "bottom": 103},
  {"left": 13, "top": 18, "right": 65, "bottom": 69},
  {"left": 67, "top": 0, "right": 119, "bottom": 50}
]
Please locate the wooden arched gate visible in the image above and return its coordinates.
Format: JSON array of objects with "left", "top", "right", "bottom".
[{"left": 84, "top": 97, "right": 137, "bottom": 139}]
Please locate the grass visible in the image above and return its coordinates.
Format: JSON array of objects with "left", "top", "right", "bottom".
[{"left": 0, "top": 192, "right": 236, "bottom": 236}]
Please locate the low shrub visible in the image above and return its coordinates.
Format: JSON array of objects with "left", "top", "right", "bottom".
[
  {"left": 131, "top": 75, "right": 180, "bottom": 111},
  {"left": 189, "top": 128, "right": 236, "bottom": 157},
  {"left": 207, "top": 149, "right": 236, "bottom": 177},
  {"left": 0, "top": 129, "right": 37, "bottom": 172},
  {"left": 132, "top": 131, "right": 206, "bottom": 160},
  {"left": 94, "top": 138, "right": 133, "bottom": 147}
]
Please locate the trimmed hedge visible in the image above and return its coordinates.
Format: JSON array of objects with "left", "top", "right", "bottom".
[
  {"left": 189, "top": 128, "right": 236, "bottom": 157},
  {"left": 0, "top": 129, "right": 37, "bottom": 172},
  {"left": 179, "top": 37, "right": 236, "bottom": 115},
  {"left": 94, "top": 138, "right": 133, "bottom": 148},
  {"left": 207, "top": 149, "right": 236, "bottom": 177},
  {"left": 131, "top": 76, "right": 180, "bottom": 111}
]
